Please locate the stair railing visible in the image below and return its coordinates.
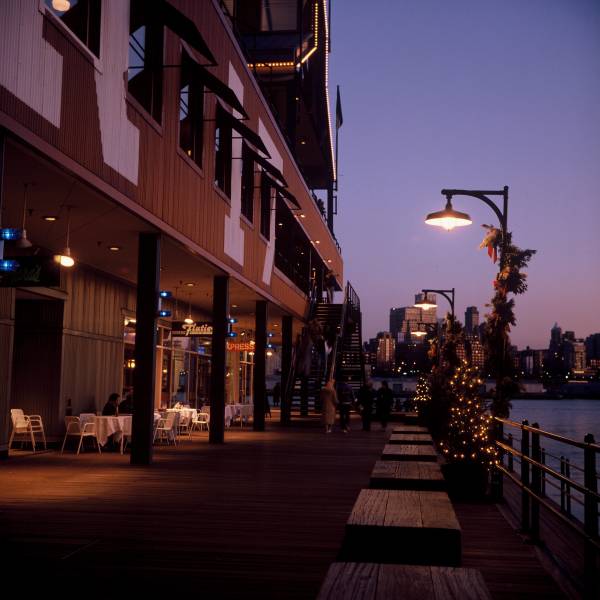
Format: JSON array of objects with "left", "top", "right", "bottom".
[{"left": 326, "top": 287, "right": 348, "bottom": 384}]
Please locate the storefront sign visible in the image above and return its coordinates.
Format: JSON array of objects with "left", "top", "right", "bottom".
[
  {"left": 171, "top": 321, "right": 213, "bottom": 337},
  {"left": 227, "top": 341, "right": 255, "bottom": 352},
  {"left": 0, "top": 256, "right": 60, "bottom": 288}
]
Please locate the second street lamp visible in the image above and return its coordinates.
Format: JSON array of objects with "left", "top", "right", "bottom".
[{"left": 415, "top": 288, "right": 455, "bottom": 322}]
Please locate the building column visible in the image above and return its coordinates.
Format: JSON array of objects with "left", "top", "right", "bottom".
[
  {"left": 280, "top": 315, "right": 293, "bottom": 425},
  {"left": 253, "top": 300, "right": 267, "bottom": 431},
  {"left": 0, "top": 130, "right": 13, "bottom": 459},
  {"left": 209, "top": 275, "right": 229, "bottom": 443},
  {"left": 131, "top": 232, "right": 160, "bottom": 466}
]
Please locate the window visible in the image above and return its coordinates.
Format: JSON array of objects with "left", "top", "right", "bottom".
[
  {"left": 214, "top": 111, "right": 232, "bottom": 197},
  {"left": 45, "top": 0, "right": 101, "bottom": 57},
  {"left": 260, "top": 173, "right": 272, "bottom": 240},
  {"left": 179, "top": 50, "right": 204, "bottom": 166},
  {"left": 128, "top": 0, "right": 163, "bottom": 122},
  {"left": 240, "top": 144, "right": 254, "bottom": 222}
]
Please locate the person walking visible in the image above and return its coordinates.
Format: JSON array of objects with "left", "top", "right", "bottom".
[
  {"left": 336, "top": 378, "right": 354, "bottom": 433},
  {"left": 376, "top": 381, "right": 393, "bottom": 430},
  {"left": 320, "top": 379, "right": 338, "bottom": 433},
  {"left": 357, "top": 380, "right": 375, "bottom": 431}
]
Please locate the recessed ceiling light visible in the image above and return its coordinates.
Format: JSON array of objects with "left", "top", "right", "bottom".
[
  {"left": 185, "top": 282, "right": 195, "bottom": 287},
  {"left": 43, "top": 215, "right": 58, "bottom": 222},
  {"left": 108, "top": 246, "right": 121, "bottom": 252},
  {"left": 327, "top": 259, "right": 332, "bottom": 263},
  {"left": 300, "top": 214, "right": 306, "bottom": 219},
  {"left": 232, "top": 304, "right": 238, "bottom": 308},
  {"left": 315, "top": 240, "right": 320, "bottom": 244}
]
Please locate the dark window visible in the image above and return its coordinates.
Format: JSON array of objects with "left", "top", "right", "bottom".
[
  {"left": 214, "top": 111, "right": 232, "bottom": 197},
  {"left": 240, "top": 144, "right": 254, "bottom": 222},
  {"left": 179, "top": 50, "right": 204, "bottom": 166},
  {"left": 45, "top": 0, "right": 101, "bottom": 57},
  {"left": 260, "top": 173, "right": 272, "bottom": 239},
  {"left": 128, "top": 0, "right": 163, "bottom": 123}
]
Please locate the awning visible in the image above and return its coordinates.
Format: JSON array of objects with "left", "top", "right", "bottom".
[
  {"left": 197, "top": 64, "right": 248, "bottom": 119},
  {"left": 246, "top": 145, "right": 287, "bottom": 187},
  {"left": 264, "top": 174, "right": 301, "bottom": 209},
  {"left": 218, "top": 105, "right": 270, "bottom": 156},
  {"left": 158, "top": 0, "right": 216, "bottom": 65}
]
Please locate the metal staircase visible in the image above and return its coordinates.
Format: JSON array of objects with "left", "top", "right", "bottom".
[{"left": 289, "top": 283, "right": 364, "bottom": 415}]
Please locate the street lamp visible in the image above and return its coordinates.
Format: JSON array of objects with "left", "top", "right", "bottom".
[
  {"left": 425, "top": 186, "right": 509, "bottom": 260},
  {"left": 415, "top": 288, "right": 455, "bottom": 322}
]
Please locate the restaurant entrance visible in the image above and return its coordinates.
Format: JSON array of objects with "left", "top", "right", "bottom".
[{"left": 10, "top": 293, "right": 64, "bottom": 434}]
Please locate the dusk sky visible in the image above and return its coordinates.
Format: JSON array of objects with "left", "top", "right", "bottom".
[{"left": 329, "top": 0, "right": 600, "bottom": 349}]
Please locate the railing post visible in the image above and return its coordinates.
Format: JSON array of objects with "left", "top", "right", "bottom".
[
  {"left": 566, "top": 458, "right": 572, "bottom": 515},
  {"left": 530, "top": 422, "right": 541, "bottom": 542},
  {"left": 541, "top": 448, "right": 546, "bottom": 496},
  {"left": 521, "top": 420, "right": 530, "bottom": 533},
  {"left": 560, "top": 456, "right": 566, "bottom": 512},
  {"left": 492, "top": 419, "right": 504, "bottom": 500},
  {"left": 508, "top": 433, "right": 514, "bottom": 472},
  {"left": 583, "top": 433, "right": 598, "bottom": 600}
]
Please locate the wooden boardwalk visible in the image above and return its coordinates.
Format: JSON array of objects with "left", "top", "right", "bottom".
[{"left": 0, "top": 414, "right": 566, "bottom": 598}]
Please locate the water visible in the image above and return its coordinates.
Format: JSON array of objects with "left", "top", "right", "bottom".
[{"left": 507, "top": 399, "right": 600, "bottom": 524}]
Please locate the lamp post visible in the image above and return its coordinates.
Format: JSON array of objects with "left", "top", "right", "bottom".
[
  {"left": 425, "top": 187, "right": 509, "bottom": 265},
  {"left": 415, "top": 288, "right": 455, "bottom": 322}
]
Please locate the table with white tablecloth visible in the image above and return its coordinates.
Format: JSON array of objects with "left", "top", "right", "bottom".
[{"left": 94, "top": 415, "right": 133, "bottom": 447}]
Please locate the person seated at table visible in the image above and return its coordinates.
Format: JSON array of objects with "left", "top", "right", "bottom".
[
  {"left": 119, "top": 389, "right": 134, "bottom": 414},
  {"left": 102, "top": 392, "right": 120, "bottom": 416}
]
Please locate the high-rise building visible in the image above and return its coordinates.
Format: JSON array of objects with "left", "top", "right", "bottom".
[
  {"left": 465, "top": 307, "right": 479, "bottom": 336},
  {"left": 585, "top": 333, "right": 600, "bottom": 364},
  {"left": 376, "top": 332, "right": 396, "bottom": 372},
  {"left": 390, "top": 293, "right": 437, "bottom": 342},
  {"left": 564, "top": 338, "right": 586, "bottom": 373}
]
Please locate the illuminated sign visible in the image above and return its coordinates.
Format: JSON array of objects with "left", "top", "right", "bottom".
[
  {"left": 171, "top": 321, "right": 213, "bottom": 337},
  {"left": 227, "top": 342, "right": 255, "bottom": 352}
]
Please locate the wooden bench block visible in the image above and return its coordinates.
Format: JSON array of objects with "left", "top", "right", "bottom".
[
  {"left": 340, "top": 489, "right": 461, "bottom": 566},
  {"left": 389, "top": 433, "right": 433, "bottom": 445},
  {"left": 370, "top": 460, "right": 445, "bottom": 491},
  {"left": 317, "top": 563, "right": 492, "bottom": 600},
  {"left": 381, "top": 444, "right": 438, "bottom": 462},
  {"left": 392, "top": 425, "right": 428, "bottom": 434}
]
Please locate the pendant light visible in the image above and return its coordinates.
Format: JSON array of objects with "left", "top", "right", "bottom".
[
  {"left": 54, "top": 206, "right": 75, "bottom": 267},
  {"left": 184, "top": 293, "right": 194, "bottom": 325},
  {"left": 52, "top": 0, "right": 71, "bottom": 12},
  {"left": 16, "top": 184, "right": 33, "bottom": 249}
]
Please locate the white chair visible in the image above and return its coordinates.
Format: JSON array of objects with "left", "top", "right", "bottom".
[
  {"left": 178, "top": 413, "right": 192, "bottom": 439},
  {"left": 61, "top": 416, "right": 101, "bottom": 454},
  {"left": 153, "top": 412, "right": 178, "bottom": 445},
  {"left": 192, "top": 411, "right": 210, "bottom": 432},
  {"left": 9, "top": 409, "right": 47, "bottom": 451}
]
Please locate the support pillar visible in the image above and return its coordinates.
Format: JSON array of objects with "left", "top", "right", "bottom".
[
  {"left": 131, "top": 233, "right": 160, "bottom": 465},
  {"left": 280, "top": 315, "right": 293, "bottom": 425},
  {"left": 209, "top": 275, "right": 229, "bottom": 443},
  {"left": 253, "top": 301, "right": 267, "bottom": 431},
  {"left": 0, "top": 129, "right": 12, "bottom": 460}
]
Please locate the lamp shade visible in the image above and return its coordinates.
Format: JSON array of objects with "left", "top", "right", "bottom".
[
  {"left": 414, "top": 297, "right": 437, "bottom": 310},
  {"left": 52, "top": 0, "right": 71, "bottom": 11},
  {"left": 54, "top": 247, "right": 75, "bottom": 267},
  {"left": 425, "top": 201, "right": 472, "bottom": 231},
  {"left": 411, "top": 330, "right": 427, "bottom": 338}
]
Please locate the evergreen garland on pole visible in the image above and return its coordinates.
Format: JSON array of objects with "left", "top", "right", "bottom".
[{"left": 480, "top": 228, "right": 536, "bottom": 417}]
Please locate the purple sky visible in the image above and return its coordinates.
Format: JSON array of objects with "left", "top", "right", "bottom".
[{"left": 329, "top": 0, "right": 600, "bottom": 350}]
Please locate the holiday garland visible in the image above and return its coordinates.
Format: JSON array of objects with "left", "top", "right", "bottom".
[{"left": 480, "top": 227, "right": 536, "bottom": 417}]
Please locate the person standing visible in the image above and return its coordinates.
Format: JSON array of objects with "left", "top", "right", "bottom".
[
  {"left": 376, "top": 381, "right": 393, "bottom": 430},
  {"left": 320, "top": 379, "right": 338, "bottom": 433},
  {"left": 272, "top": 382, "right": 281, "bottom": 407},
  {"left": 324, "top": 270, "right": 337, "bottom": 303},
  {"left": 357, "top": 380, "right": 375, "bottom": 431},
  {"left": 336, "top": 378, "right": 355, "bottom": 433}
]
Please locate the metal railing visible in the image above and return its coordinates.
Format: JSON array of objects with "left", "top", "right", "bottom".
[{"left": 494, "top": 418, "right": 600, "bottom": 599}]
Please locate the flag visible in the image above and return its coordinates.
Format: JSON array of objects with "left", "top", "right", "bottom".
[{"left": 335, "top": 85, "right": 343, "bottom": 130}]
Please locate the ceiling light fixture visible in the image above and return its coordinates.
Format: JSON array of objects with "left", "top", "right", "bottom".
[
  {"left": 43, "top": 215, "right": 58, "bottom": 222},
  {"left": 54, "top": 206, "right": 75, "bottom": 268},
  {"left": 52, "top": 0, "right": 71, "bottom": 12},
  {"left": 16, "top": 183, "right": 33, "bottom": 249}
]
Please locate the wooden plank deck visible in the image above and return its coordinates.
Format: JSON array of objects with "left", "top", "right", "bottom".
[
  {"left": 0, "top": 414, "right": 567, "bottom": 598},
  {"left": 392, "top": 425, "right": 429, "bottom": 434},
  {"left": 0, "top": 414, "right": 389, "bottom": 597}
]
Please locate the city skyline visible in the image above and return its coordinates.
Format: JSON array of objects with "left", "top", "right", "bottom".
[{"left": 330, "top": 0, "right": 600, "bottom": 349}]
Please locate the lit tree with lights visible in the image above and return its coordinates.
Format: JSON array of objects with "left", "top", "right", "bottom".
[{"left": 438, "top": 360, "right": 498, "bottom": 468}]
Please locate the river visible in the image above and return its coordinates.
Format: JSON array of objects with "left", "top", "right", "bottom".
[{"left": 507, "top": 399, "right": 600, "bottom": 524}]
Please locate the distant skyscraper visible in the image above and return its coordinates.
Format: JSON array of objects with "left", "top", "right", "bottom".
[
  {"left": 465, "top": 306, "right": 479, "bottom": 336},
  {"left": 376, "top": 332, "right": 396, "bottom": 372},
  {"left": 390, "top": 293, "right": 437, "bottom": 342}
]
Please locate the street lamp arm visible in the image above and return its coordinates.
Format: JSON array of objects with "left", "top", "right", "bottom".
[
  {"left": 422, "top": 287, "right": 455, "bottom": 320},
  {"left": 441, "top": 187, "right": 507, "bottom": 233}
]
